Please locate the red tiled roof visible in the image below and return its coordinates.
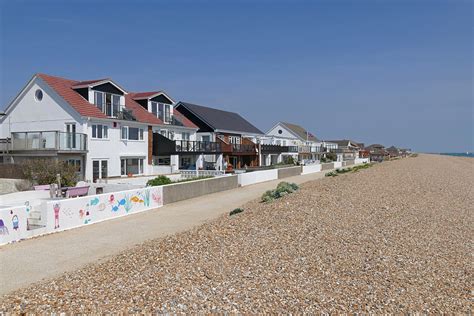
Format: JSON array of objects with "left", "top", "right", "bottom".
[
  {"left": 71, "top": 78, "right": 109, "bottom": 88},
  {"left": 37, "top": 73, "right": 108, "bottom": 118},
  {"left": 131, "top": 91, "right": 163, "bottom": 99},
  {"left": 37, "top": 73, "right": 196, "bottom": 128},
  {"left": 173, "top": 108, "right": 198, "bottom": 129},
  {"left": 124, "top": 94, "right": 163, "bottom": 125}
]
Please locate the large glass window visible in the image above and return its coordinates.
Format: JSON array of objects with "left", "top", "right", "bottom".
[
  {"left": 112, "top": 95, "right": 120, "bottom": 117},
  {"left": 151, "top": 102, "right": 158, "bottom": 116},
  {"left": 105, "top": 93, "right": 112, "bottom": 116},
  {"left": 92, "top": 159, "right": 108, "bottom": 182},
  {"left": 121, "top": 158, "right": 144, "bottom": 175},
  {"left": 94, "top": 91, "right": 104, "bottom": 112},
  {"left": 121, "top": 126, "right": 144, "bottom": 141},
  {"left": 94, "top": 91, "right": 120, "bottom": 117},
  {"left": 182, "top": 132, "right": 190, "bottom": 140}
]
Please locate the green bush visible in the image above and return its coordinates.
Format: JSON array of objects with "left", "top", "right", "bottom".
[
  {"left": 326, "top": 152, "right": 337, "bottom": 161},
  {"left": 146, "top": 175, "right": 172, "bottom": 186},
  {"left": 229, "top": 208, "right": 244, "bottom": 216},
  {"left": 261, "top": 181, "right": 299, "bottom": 202},
  {"left": 22, "top": 159, "right": 78, "bottom": 187},
  {"left": 325, "top": 171, "right": 338, "bottom": 177}
]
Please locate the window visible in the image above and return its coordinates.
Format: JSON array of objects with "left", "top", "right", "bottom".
[
  {"left": 121, "top": 126, "right": 144, "bottom": 141},
  {"left": 92, "top": 124, "right": 108, "bottom": 139},
  {"left": 153, "top": 102, "right": 171, "bottom": 123},
  {"left": 92, "top": 160, "right": 108, "bottom": 182},
  {"left": 168, "top": 131, "right": 174, "bottom": 140},
  {"left": 154, "top": 156, "right": 171, "bottom": 165},
  {"left": 66, "top": 159, "right": 82, "bottom": 172},
  {"left": 94, "top": 91, "right": 121, "bottom": 117},
  {"left": 182, "top": 132, "right": 190, "bottom": 140},
  {"left": 35, "top": 89, "right": 43, "bottom": 102},
  {"left": 160, "top": 130, "right": 167, "bottom": 136},
  {"left": 121, "top": 158, "right": 144, "bottom": 175},
  {"left": 94, "top": 91, "right": 104, "bottom": 112},
  {"left": 201, "top": 135, "right": 210, "bottom": 142},
  {"left": 229, "top": 136, "right": 241, "bottom": 144},
  {"left": 151, "top": 102, "right": 158, "bottom": 116}
]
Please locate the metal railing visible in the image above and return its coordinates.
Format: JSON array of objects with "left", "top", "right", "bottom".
[
  {"left": 179, "top": 169, "right": 225, "bottom": 179},
  {"left": 298, "top": 146, "right": 322, "bottom": 153},
  {"left": 175, "top": 140, "right": 222, "bottom": 153},
  {"left": 10, "top": 131, "right": 87, "bottom": 151}
]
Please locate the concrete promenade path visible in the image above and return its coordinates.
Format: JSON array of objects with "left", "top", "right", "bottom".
[{"left": 0, "top": 170, "right": 328, "bottom": 295}]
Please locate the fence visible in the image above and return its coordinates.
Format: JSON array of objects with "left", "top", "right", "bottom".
[{"left": 179, "top": 169, "right": 225, "bottom": 179}]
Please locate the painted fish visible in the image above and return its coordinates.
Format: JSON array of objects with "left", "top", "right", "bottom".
[
  {"left": 118, "top": 199, "right": 126, "bottom": 206},
  {"left": 130, "top": 196, "right": 143, "bottom": 203},
  {"left": 109, "top": 194, "right": 115, "bottom": 204},
  {"left": 90, "top": 197, "right": 100, "bottom": 206},
  {"left": 111, "top": 205, "right": 119, "bottom": 212},
  {"left": 98, "top": 203, "right": 106, "bottom": 211}
]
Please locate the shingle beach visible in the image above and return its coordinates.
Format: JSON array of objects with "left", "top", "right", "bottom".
[{"left": 1, "top": 154, "right": 472, "bottom": 313}]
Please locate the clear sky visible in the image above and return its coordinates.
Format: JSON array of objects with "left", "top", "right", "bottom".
[{"left": 0, "top": 0, "right": 472, "bottom": 152}]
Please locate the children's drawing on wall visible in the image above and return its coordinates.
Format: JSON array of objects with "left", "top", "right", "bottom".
[
  {"left": 24, "top": 201, "right": 31, "bottom": 213},
  {"left": 12, "top": 214, "right": 19, "bottom": 231},
  {"left": 124, "top": 194, "right": 133, "bottom": 213},
  {"left": 152, "top": 190, "right": 162, "bottom": 204},
  {"left": 140, "top": 189, "right": 151, "bottom": 207},
  {"left": 90, "top": 197, "right": 100, "bottom": 206},
  {"left": 0, "top": 219, "right": 9, "bottom": 235},
  {"left": 97, "top": 203, "right": 106, "bottom": 211},
  {"left": 111, "top": 198, "right": 126, "bottom": 212},
  {"left": 53, "top": 203, "right": 60, "bottom": 229}
]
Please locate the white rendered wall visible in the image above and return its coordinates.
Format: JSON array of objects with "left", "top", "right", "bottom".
[
  {"left": 0, "top": 77, "right": 83, "bottom": 137},
  {"left": 238, "top": 169, "right": 278, "bottom": 186},
  {"left": 86, "top": 120, "right": 149, "bottom": 180},
  {"left": 302, "top": 164, "right": 322, "bottom": 174}
]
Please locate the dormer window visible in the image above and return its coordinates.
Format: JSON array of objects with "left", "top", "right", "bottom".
[
  {"left": 94, "top": 91, "right": 121, "bottom": 117},
  {"left": 150, "top": 101, "right": 171, "bottom": 123}
]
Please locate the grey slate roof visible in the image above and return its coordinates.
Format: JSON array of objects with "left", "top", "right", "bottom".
[
  {"left": 177, "top": 102, "right": 264, "bottom": 135},
  {"left": 280, "top": 122, "right": 319, "bottom": 142}
]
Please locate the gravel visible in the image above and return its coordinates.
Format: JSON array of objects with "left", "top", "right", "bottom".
[{"left": 1, "top": 154, "right": 472, "bottom": 313}]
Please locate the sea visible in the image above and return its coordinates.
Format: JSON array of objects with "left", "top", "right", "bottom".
[{"left": 439, "top": 152, "right": 474, "bottom": 158}]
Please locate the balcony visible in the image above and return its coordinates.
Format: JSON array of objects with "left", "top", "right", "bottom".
[
  {"left": 175, "top": 140, "right": 221, "bottom": 153},
  {"left": 10, "top": 131, "right": 87, "bottom": 152},
  {"left": 153, "top": 133, "right": 222, "bottom": 156},
  {"left": 298, "top": 146, "right": 322, "bottom": 153}
]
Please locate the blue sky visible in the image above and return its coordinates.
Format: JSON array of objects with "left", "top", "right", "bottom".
[{"left": 0, "top": 0, "right": 472, "bottom": 152}]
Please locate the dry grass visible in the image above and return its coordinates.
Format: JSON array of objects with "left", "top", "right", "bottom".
[{"left": 1, "top": 154, "right": 472, "bottom": 313}]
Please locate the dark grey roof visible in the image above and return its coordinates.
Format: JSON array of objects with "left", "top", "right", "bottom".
[
  {"left": 280, "top": 122, "right": 319, "bottom": 142},
  {"left": 177, "top": 102, "right": 264, "bottom": 135}
]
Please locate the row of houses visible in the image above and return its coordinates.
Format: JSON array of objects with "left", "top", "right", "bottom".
[{"left": 0, "top": 73, "right": 401, "bottom": 182}]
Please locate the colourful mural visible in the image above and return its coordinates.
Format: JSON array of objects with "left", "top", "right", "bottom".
[
  {"left": 0, "top": 219, "right": 9, "bottom": 235},
  {"left": 1, "top": 186, "right": 163, "bottom": 245}
]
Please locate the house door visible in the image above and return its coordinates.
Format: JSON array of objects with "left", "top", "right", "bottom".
[
  {"left": 92, "top": 159, "right": 108, "bottom": 182},
  {"left": 65, "top": 123, "right": 76, "bottom": 149}
]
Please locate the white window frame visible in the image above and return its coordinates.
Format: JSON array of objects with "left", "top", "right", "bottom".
[
  {"left": 91, "top": 124, "right": 109, "bottom": 139},
  {"left": 94, "top": 91, "right": 121, "bottom": 117},
  {"left": 121, "top": 126, "right": 144, "bottom": 141}
]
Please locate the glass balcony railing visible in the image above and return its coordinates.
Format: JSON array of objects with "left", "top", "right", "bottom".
[{"left": 11, "top": 131, "right": 87, "bottom": 151}]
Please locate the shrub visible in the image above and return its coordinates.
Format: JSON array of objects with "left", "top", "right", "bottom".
[
  {"left": 325, "top": 171, "right": 338, "bottom": 177},
  {"left": 261, "top": 181, "right": 299, "bottom": 202},
  {"left": 326, "top": 152, "right": 337, "bottom": 161},
  {"left": 146, "top": 175, "right": 172, "bottom": 186},
  {"left": 229, "top": 208, "right": 244, "bottom": 216},
  {"left": 22, "top": 159, "right": 78, "bottom": 187}
]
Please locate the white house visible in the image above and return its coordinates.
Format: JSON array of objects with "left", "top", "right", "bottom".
[
  {"left": 0, "top": 73, "right": 198, "bottom": 182},
  {"left": 264, "top": 121, "right": 326, "bottom": 164}
]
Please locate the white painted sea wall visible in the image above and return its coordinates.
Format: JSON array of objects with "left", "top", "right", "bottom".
[
  {"left": 0, "top": 205, "right": 28, "bottom": 244},
  {"left": 302, "top": 164, "right": 322, "bottom": 175},
  {"left": 44, "top": 186, "right": 163, "bottom": 233},
  {"left": 0, "top": 186, "right": 163, "bottom": 245},
  {"left": 334, "top": 161, "right": 343, "bottom": 168},
  {"left": 238, "top": 169, "right": 279, "bottom": 186},
  {"left": 355, "top": 158, "right": 370, "bottom": 164}
]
